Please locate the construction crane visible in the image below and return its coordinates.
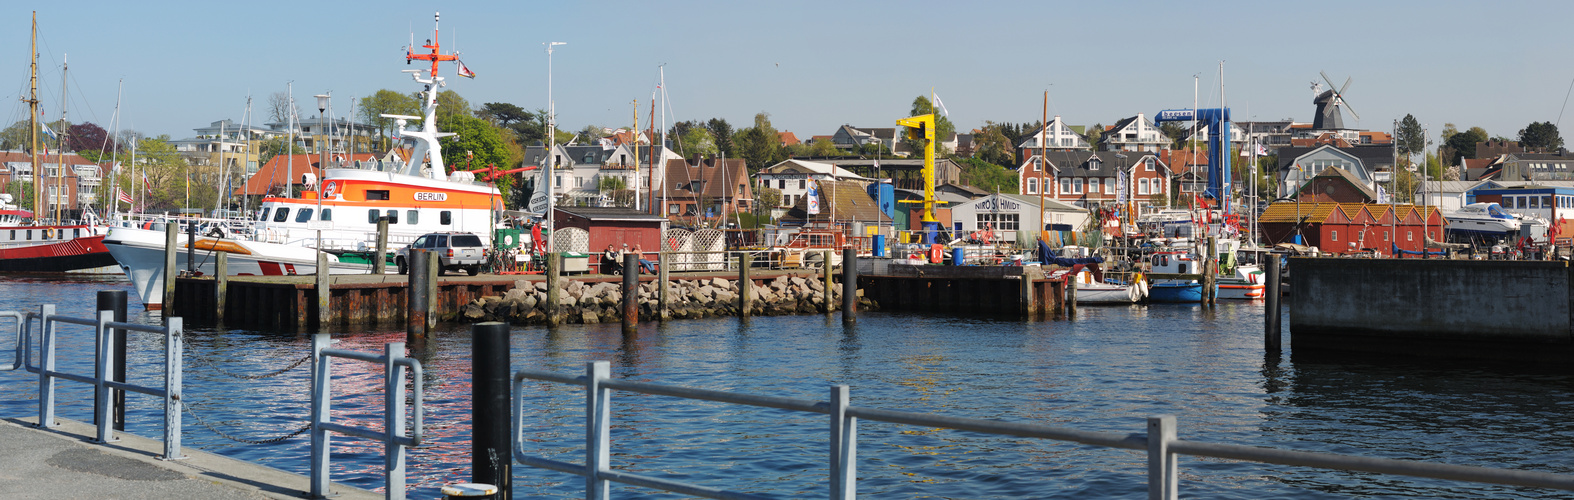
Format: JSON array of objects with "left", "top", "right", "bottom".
[{"left": 895, "top": 114, "right": 939, "bottom": 244}]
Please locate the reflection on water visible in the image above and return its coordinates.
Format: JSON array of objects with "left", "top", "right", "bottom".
[{"left": 1, "top": 279, "right": 1573, "bottom": 498}]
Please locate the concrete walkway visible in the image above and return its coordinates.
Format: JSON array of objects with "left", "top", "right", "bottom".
[{"left": 0, "top": 417, "right": 378, "bottom": 500}]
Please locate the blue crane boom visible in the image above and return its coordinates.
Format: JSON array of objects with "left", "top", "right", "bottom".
[{"left": 1154, "top": 108, "right": 1231, "bottom": 213}]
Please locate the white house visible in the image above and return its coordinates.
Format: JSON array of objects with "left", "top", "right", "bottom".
[
  {"left": 1101, "top": 113, "right": 1170, "bottom": 153},
  {"left": 755, "top": 159, "right": 869, "bottom": 217},
  {"left": 949, "top": 192, "right": 1089, "bottom": 244}
]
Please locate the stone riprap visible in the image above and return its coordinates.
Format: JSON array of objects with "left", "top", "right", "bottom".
[{"left": 448, "top": 276, "right": 877, "bottom": 324}]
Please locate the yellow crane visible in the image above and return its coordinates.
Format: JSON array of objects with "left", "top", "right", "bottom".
[{"left": 895, "top": 113, "right": 938, "bottom": 244}]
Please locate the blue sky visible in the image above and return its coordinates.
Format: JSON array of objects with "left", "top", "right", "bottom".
[{"left": 4, "top": 1, "right": 1572, "bottom": 145}]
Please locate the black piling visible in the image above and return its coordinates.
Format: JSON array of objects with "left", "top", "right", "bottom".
[
  {"left": 95, "top": 290, "right": 127, "bottom": 430},
  {"left": 1265, "top": 257, "right": 1282, "bottom": 352},
  {"left": 842, "top": 248, "right": 857, "bottom": 323},
  {"left": 186, "top": 221, "right": 197, "bottom": 274},
  {"left": 470, "top": 322, "right": 511, "bottom": 500},
  {"left": 622, "top": 254, "right": 639, "bottom": 334},
  {"left": 408, "top": 250, "right": 429, "bottom": 339}
]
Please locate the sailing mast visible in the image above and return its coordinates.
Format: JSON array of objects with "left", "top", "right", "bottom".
[
  {"left": 55, "top": 54, "right": 68, "bottom": 223},
  {"left": 27, "top": 12, "right": 40, "bottom": 224},
  {"left": 1039, "top": 91, "right": 1047, "bottom": 245}
]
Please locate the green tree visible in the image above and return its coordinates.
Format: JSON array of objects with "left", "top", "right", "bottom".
[
  {"left": 705, "top": 118, "right": 735, "bottom": 157},
  {"left": 358, "top": 90, "right": 420, "bottom": 150},
  {"left": 437, "top": 114, "right": 511, "bottom": 175},
  {"left": 1084, "top": 123, "right": 1105, "bottom": 150},
  {"left": 1441, "top": 125, "right": 1489, "bottom": 165},
  {"left": 136, "top": 136, "right": 191, "bottom": 210},
  {"left": 735, "top": 112, "right": 783, "bottom": 172},
  {"left": 0, "top": 120, "right": 28, "bottom": 151},
  {"left": 433, "top": 90, "right": 471, "bottom": 123},
  {"left": 904, "top": 96, "right": 955, "bottom": 156},
  {"left": 257, "top": 137, "right": 307, "bottom": 169},
  {"left": 1518, "top": 121, "right": 1564, "bottom": 152},
  {"left": 1396, "top": 114, "right": 1426, "bottom": 158},
  {"left": 678, "top": 127, "right": 717, "bottom": 158},
  {"left": 973, "top": 122, "right": 1017, "bottom": 167},
  {"left": 1159, "top": 122, "right": 1190, "bottom": 150},
  {"left": 478, "top": 102, "right": 546, "bottom": 146},
  {"left": 576, "top": 125, "right": 606, "bottom": 144},
  {"left": 755, "top": 186, "right": 781, "bottom": 210},
  {"left": 954, "top": 157, "right": 1018, "bottom": 193},
  {"left": 807, "top": 138, "right": 840, "bottom": 157}
]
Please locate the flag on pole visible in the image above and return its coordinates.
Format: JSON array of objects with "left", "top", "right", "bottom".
[
  {"left": 931, "top": 93, "right": 950, "bottom": 117},
  {"left": 116, "top": 187, "right": 133, "bottom": 205},
  {"left": 40, "top": 122, "right": 58, "bottom": 140},
  {"left": 142, "top": 172, "right": 153, "bottom": 193},
  {"left": 806, "top": 182, "right": 821, "bottom": 215},
  {"left": 456, "top": 60, "right": 475, "bottom": 78}
]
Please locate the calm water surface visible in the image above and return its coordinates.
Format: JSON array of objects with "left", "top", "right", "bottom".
[{"left": 1, "top": 275, "right": 1572, "bottom": 499}]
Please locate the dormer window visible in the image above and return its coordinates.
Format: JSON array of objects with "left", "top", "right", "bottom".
[
  {"left": 1089, "top": 159, "right": 1101, "bottom": 171},
  {"left": 1032, "top": 158, "right": 1042, "bottom": 172}
]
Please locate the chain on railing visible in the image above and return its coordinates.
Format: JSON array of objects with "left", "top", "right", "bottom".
[
  {"left": 183, "top": 350, "right": 313, "bottom": 380},
  {"left": 515, "top": 361, "right": 1574, "bottom": 500},
  {"left": 182, "top": 404, "right": 314, "bottom": 445}
]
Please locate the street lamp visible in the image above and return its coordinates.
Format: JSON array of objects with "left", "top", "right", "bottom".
[
  {"left": 544, "top": 41, "right": 565, "bottom": 253},
  {"left": 314, "top": 94, "right": 329, "bottom": 173}
]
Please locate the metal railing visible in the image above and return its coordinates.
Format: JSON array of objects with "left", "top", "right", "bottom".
[
  {"left": 309, "top": 334, "right": 424, "bottom": 500},
  {"left": 515, "top": 361, "right": 1574, "bottom": 500},
  {"left": 7, "top": 305, "right": 186, "bottom": 460}
]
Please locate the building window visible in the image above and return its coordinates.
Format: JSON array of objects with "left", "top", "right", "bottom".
[
  {"left": 1145, "top": 157, "right": 1155, "bottom": 171},
  {"left": 1033, "top": 158, "right": 1042, "bottom": 171},
  {"left": 1407, "top": 230, "right": 1414, "bottom": 242},
  {"left": 1138, "top": 178, "right": 1150, "bottom": 195},
  {"left": 1104, "top": 179, "right": 1114, "bottom": 195},
  {"left": 1088, "top": 178, "right": 1099, "bottom": 194},
  {"left": 1090, "top": 159, "right": 1101, "bottom": 171},
  {"left": 1026, "top": 178, "right": 1038, "bottom": 194},
  {"left": 1061, "top": 178, "right": 1072, "bottom": 194},
  {"left": 778, "top": 179, "right": 786, "bottom": 189},
  {"left": 1331, "top": 230, "right": 1338, "bottom": 242},
  {"left": 1073, "top": 178, "right": 1083, "bottom": 194},
  {"left": 799, "top": 179, "right": 806, "bottom": 189}
]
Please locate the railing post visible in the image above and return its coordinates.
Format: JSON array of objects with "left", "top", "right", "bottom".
[
  {"left": 830, "top": 385, "right": 856, "bottom": 500},
  {"left": 94, "top": 310, "right": 114, "bottom": 444},
  {"left": 386, "top": 341, "right": 408, "bottom": 500},
  {"left": 472, "top": 322, "right": 512, "bottom": 500},
  {"left": 163, "top": 316, "right": 184, "bottom": 460},
  {"left": 586, "top": 361, "right": 611, "bottom": 500},
  {"left": 215, "top": 252, "right": 228, "bottom": 324},
  {"left": 310, "top": 333, "right": 332, "bottom": 499},
  {"left": 1147, "top": 415, "right": 1177, "bottom": 500},
  {"left": 38, "top": 304, "right": 55, "bottom": 429}
]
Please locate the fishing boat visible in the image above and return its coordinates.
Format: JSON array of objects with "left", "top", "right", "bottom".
[
  {"left": 1212, "top": 239, "right": 1265, "bottom": 300},
  {"left": 1146, "top": 249, "right": 1206, "bottom": 303},
  {"left": 0, "top": 14, "right": 116, "bottom": 274},
  {"left": 103, "top": 13, "right": 502, "bottom": 309},
  {"left": 1070, "top": 268, "right": 1148, "bottom": 304}
]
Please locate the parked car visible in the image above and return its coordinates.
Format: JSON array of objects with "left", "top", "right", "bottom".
[{"left": 396, "top": 232, "right": 487, "bottom": 276}]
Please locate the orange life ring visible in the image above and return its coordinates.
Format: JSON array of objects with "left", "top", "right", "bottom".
[{"left": 43, "top": 228, "right": 55, "bottom": 239}]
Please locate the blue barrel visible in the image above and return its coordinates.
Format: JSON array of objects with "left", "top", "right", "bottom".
[
  {"left": 952, "top": 247, "right": 965, "bottom": 266},
  {"left": 873, "top": 235, "right": 886, "bottom": 257}
]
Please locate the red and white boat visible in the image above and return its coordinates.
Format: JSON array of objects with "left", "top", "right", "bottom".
[
  {"left": 103, "top": 14, "right": 502, "bottom": 309},
  {"left": 0, "top": 195, "right": 115, "bottom": 273}
]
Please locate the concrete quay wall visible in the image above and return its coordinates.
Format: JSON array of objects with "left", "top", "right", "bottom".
[{"left": 1289, "top": 258, "right": 1573, "bottom": 359}]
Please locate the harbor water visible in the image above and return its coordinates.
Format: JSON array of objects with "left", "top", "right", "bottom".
[{"left": 2, "top": 275, "right": 1573, "bottom": 498}]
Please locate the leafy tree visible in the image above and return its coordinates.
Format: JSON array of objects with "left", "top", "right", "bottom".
[
  {"left": 67, "top": 122, "right": 114, "bottom": 161},
  {"left": 973, "top": 122, "right": 1017, "bottom": 167},
  {"left": 135, "top": 136, "right": 192, "bottom": 210},
  {"left": 477, "top": 102, "right": 546, "bottom": 145},
  {"left": 705, "top": 118, "right": 735, "bottom": 157},
  {"left": 1159, "top": 122, "right": 1190, "bottom": 150},
  {"left": 808, "top": 138, "right": 840, "bottom": 157},
  {"left": 1396, "top": 114, "right": 1427, "bottom": 158},
  {"left": 1441, "top": 125, "right": 1489, "bottom": 165},
  {"left": 1517, "top": 121, "right": 1564, "bottom": 152},
  {"left": 954, "top": 157, "right": 1018, "bottom": 193},
  {"left": 678, "top": 127, "right": 717, "bottom": 158},
  {"left": 4, "top": 180, "right": 34, "bottom": 211},
  {"left": 257, "top": 136, "right": 307, "bottom": 168},
  {"left": 437, "top": 114, "right": 511, "bottom": 177},
  {"left": 735, "top": 112, "right": 783, "bottom": 172},
  {"left": 755, "top": 186, "right": 781, "bottom": 210},
  {"left": 1083, "top": 123, "right": 1104, "bottom": 150},
  {"left": 433, "top": 90, "right": 471, "bottom": 122},
  {"left": 904, "top": 96, "right": 955, "bottom": 156},
  {"left": 0, "top": 120, "right": 28, "bottom": 151},
  {"left": 358, "top": 90, "right": 420, "bottom": 150},
  {"left": 576, "top": 125, "right": 607, "bottom": 144}
]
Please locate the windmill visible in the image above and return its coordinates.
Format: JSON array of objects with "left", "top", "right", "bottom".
[{"left": 1312, "top": 71, "right": 1360, "bottom": 130}]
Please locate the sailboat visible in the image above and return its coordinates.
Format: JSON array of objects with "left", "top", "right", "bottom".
[
  {"left": 0, "top": 13, "right": 117, "bottom": 273},
  {"left": 102, "top": 12, "right": 502, "bottom": 309}
]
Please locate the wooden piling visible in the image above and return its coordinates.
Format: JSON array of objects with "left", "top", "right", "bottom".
[
  {"left": 425, "top": 248, "right": 439, "bottom": 330},
  {"left": 657, "top": 252, "right": 670, "bottom": 321},
  {"left": 1065, "top": 275, "right": 1077, "bottom": 317},
  {"left": 545, "top": 252, "right": 561, "bottom": 326},
  {"left": 373, "top": 218, "right": 389, "bottom": 275},
  {"left": 163, "top": 223, "right": 178, "bottom": 312},
  {"left": 1205, "top": 236, "right": 1218, "bottom": 305},
  {"left": 822, "top": 250, "right": 835, "bottom": 313},
  {"left": 215, "top": 251, "right": 228, "bottom": 323},
  {"left": 408, "top": 250, "right": 428, "bottom": 338},
  {"left": 739, "top": 253, "right": 752, "bottom": 317},
  {"left": 316, "top": 251, "right": 331, "bottom": 328}
]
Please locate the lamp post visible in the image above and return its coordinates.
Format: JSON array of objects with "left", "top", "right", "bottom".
[
  {"left": 544, "top": 41, "right": 566, "bottom": 253},
  {"left": 314, "top": 94, "right": 329, "bottom": 224}
]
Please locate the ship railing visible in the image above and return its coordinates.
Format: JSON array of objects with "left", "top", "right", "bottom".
[
  {"left": 3, "top": 305, "right": 185, "bottom": 460},
  {"left": 515, "top": 361, "right": 1574, "bottom": 499},
  {"left": 308, "top": 334, "right": 424, "bottom": 500}
]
